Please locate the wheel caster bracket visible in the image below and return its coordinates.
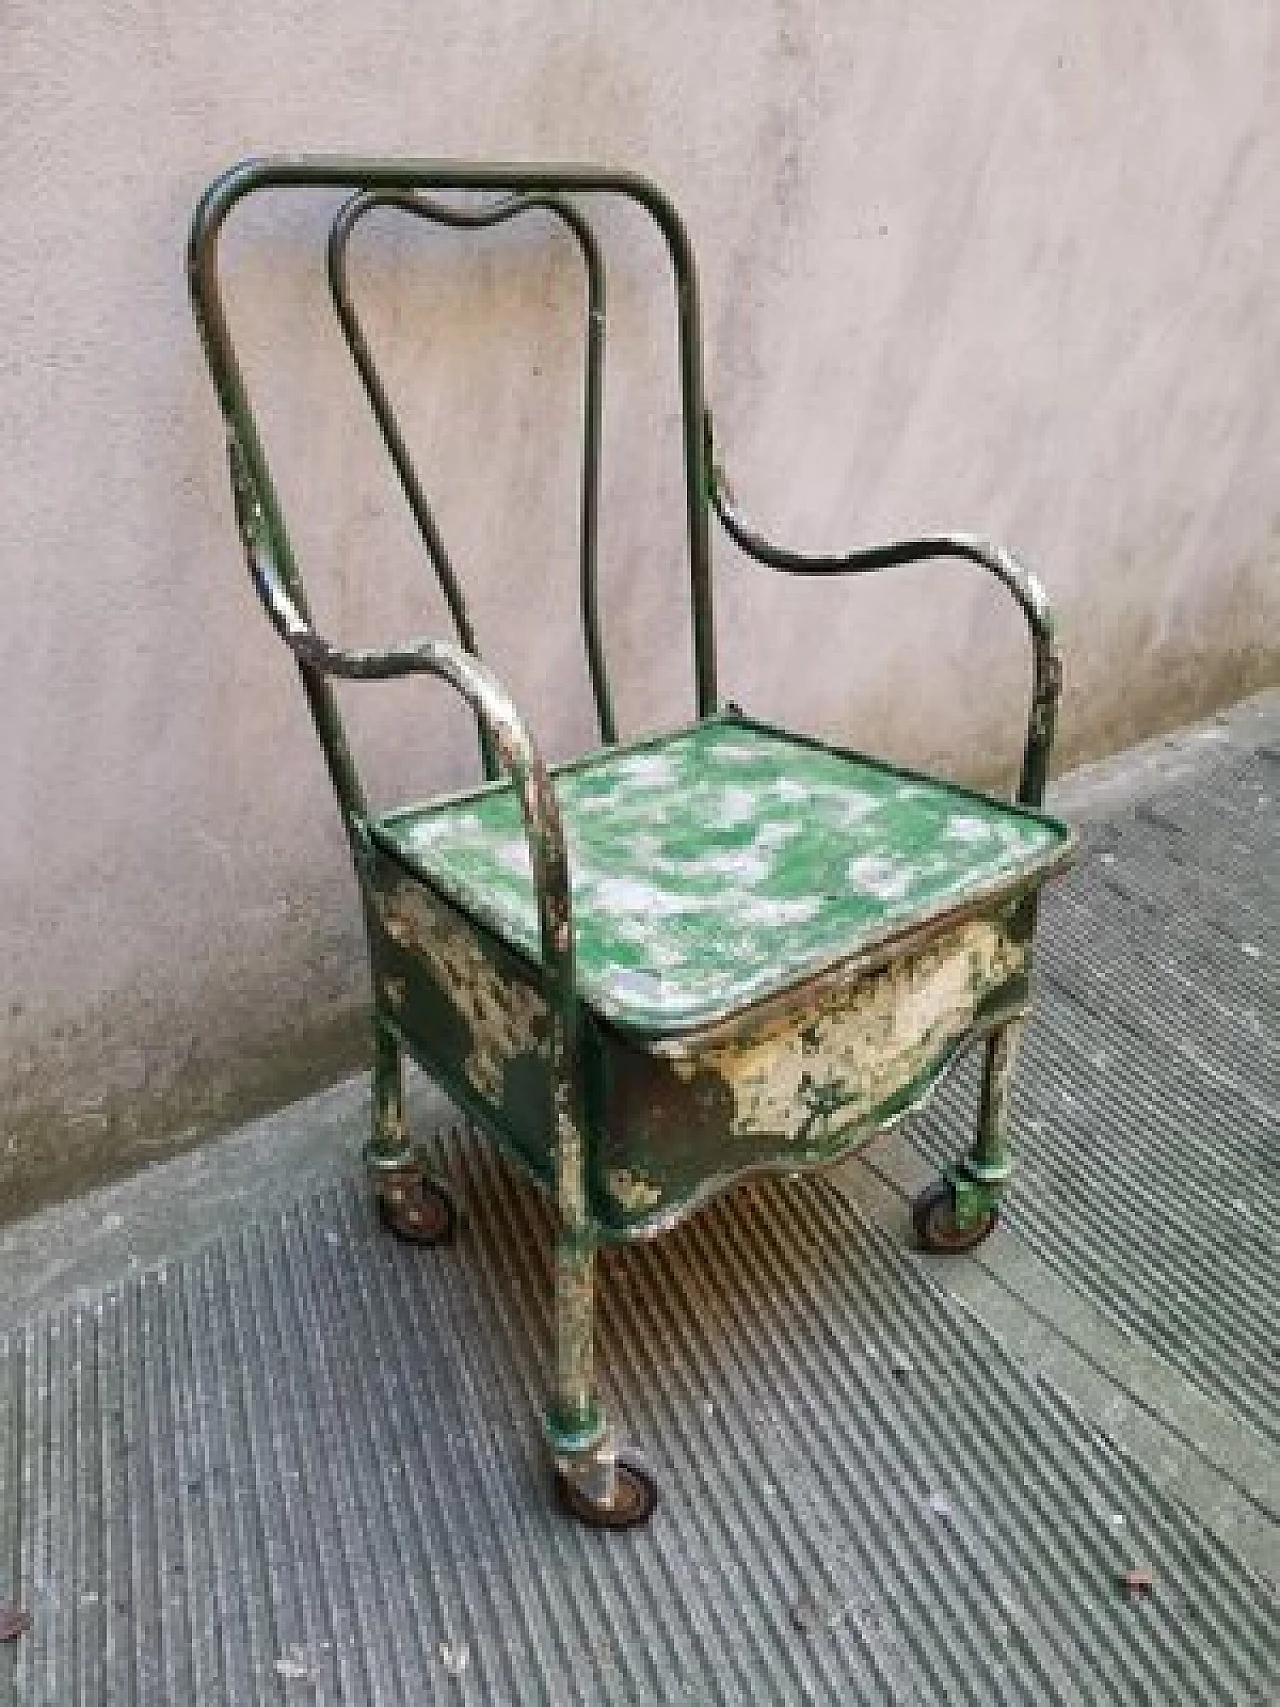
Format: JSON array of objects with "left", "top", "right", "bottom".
[
  {"left": 945, "top": 1166, "right": 1002, "bottom": 1231},
  {"left": 366, "top": 1145, "right": 457, "bottom": 1247},
  {"left": 549, "top": 1427, "right": 658, "bottom": 1530},
  {"left": 912, "top": 1171, "right": 1002, "bottom": 1254}
]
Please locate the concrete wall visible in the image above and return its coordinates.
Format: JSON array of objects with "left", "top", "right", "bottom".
[{"left": 3, "top": 1, "right": 1278, "bottom": 1220}]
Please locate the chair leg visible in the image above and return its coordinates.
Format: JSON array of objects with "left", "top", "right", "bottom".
[
  {"left": 365, "top": 1014, "right": 456, "bottom": 1246},
  {"left": 972, "top": 1019, "right": 1022, "bottom": 1185},
  {"left": 912, "top": 1019, "right": 1023, "bottom": 1254},
  {"left": 543, "top": 1223, "right": 657, "bottom": 1529}
]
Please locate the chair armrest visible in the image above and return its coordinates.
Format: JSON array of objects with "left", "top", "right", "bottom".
[
  {"left": 227, "top": 439, "right": 578, "bottom": 1042},
  {"left": 706, "top": 417, "right": 1062, "bottom": 807}
]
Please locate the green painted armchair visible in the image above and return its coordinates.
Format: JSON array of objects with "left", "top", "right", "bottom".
[{"left": 189, "top": 158, "right": 1073, "bottom": 1528}]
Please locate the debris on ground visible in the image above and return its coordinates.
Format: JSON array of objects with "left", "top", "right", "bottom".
[
  {"left": 0, "top": 1606, "right": 31, "bottom": 1642},
  {"left": 274, "top": 1645, "right": 321, "bottom": 1683},
  {"left": 439, "top": 1638, "right": 470, "bottom": 1677},
  {"left": 1118, "top": 1569, "right": 1155, "bottom": 1600}
]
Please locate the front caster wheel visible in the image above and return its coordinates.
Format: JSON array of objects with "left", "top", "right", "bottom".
[
  {"left": 376, "top": 1173, "right": 456, "bottom": 1247},
  {"left": 554, "top": 1457, "right": 659, "bottom": 1530},
  {"left": 912, "top": 1178, "right": 999, "bottom": 1254}
]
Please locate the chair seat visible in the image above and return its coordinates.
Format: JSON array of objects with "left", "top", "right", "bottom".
[{"left": 371, "top": 714, "right": 1071, "bottom": 1036}]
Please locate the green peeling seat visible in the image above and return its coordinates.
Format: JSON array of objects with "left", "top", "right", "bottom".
[
  {"left": 189, "top": 156, "right": 1074, "bottom": 1530},
  {"left": 372, "top": 716, "right": 1068, "bottom": 1037}
]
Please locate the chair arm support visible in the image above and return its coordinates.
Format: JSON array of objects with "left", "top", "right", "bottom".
[
  {"left": 706, "top": 420, "right": 1062, "bottom": 807},
  {"left": 227, "top": 440, "right": 579, "bottom": 1049}
]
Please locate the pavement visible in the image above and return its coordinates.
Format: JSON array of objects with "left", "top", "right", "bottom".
[{"left": 1, "top": 689, "right": 1277, "bottom": 1705}]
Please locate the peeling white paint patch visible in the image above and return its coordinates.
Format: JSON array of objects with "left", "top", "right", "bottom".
[
  {"left": 494, "top": 838, "right": 532, "bottom": 876},
  {"left": 836, "top": 792, "right": 880, "bottom": 827},
  {"left": 613, "top": 753, "right": 679, "bottom": 787},
  {"left": 846, "top": 856, "right": 919, "bottom": 902},
  {"left": 945, "top": 816, "right": 993, "bottom": 843},
  {"left": 735, "top": 895, "right": 823, "bottom": 928},
  {"left": 604, "top": 967, "right": 668, "bottom": 1001},
  {"left": 755, "top": 820, "right": 804, "bottom": 850},
  {"left": 679, "top": 919, "right": 1024, "bottom": 1143},
  {"left": 409, "top": 812, "right": 482, "bottom": 848},
  {"left": 705, "top": 786, "right": 760, "bottom": 829},
  {"left": 590, "top": 876, "right": 699, "bottom": 919},
  {"left": 708, "top": 741, "right": 766, "bottom": 763},
  {"left": 994, "top": 821, "right": 1052, "bottom": 858},
  {"left": 659, "top": 848, "right": 774, "bottom": 883}
]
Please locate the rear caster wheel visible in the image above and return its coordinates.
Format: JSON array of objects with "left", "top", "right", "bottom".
[
  {"left": 912, "top": 1178, "right": 998, "bottom": 1254},
  {"left": 554, "top": 1456, "right": 658, "bottom": 1530},
  {"left": 376, "top": 1172, "right": 456, "bottom": 1246}
]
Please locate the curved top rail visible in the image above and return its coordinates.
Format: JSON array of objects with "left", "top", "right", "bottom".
[
  {"left": 326, "top": 189, "right": 616, "bottom": 763},
  {"left": 187, "top": 160, "right": 717, "bottom": 790}
]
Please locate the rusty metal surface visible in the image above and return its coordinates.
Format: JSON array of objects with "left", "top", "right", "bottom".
[
  {"left": 363, "top": 833, "right": 1039, "bottom": 1241},
  {"left": 3, "top": 1140, "right": 1276, "bottom": 1706},
  {"left": 189, "top": 156, "right": 1079, "bottom": 1501},
  {"left": 592, "top": 914, "right": 1030, "bottom": 1238}
]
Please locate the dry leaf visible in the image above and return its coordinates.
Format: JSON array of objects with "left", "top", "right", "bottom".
[{"left": 0, "top": 1606, "right": 31, "bottom": 1643}]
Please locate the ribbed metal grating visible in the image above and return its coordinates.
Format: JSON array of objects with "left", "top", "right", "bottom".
[
  {"left": 5, "top": 1137, "right": 1276, "bottom": 1705},
  {"left": 912, "top": 744, "right": 1279, "bottom": 1444},
  {"left": 1, "top": 1322, "right": 21, "bottom": 1706}
]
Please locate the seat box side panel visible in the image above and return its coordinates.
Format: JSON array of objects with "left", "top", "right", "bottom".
[
  {"left": 591, "top": 904, "right": 1034, "bottom": 1236},
  {"left": 363, "top": 852, "right": 556, "bottom": 1191}
]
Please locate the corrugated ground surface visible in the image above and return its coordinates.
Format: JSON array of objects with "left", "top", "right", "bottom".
[
  {"left": 1, "top": 699, "right": 1278, "bottom": 1705},
  {"left": 2, "top": 1137, "right": 1277, "bottom": 1707},
  {"left": 909, "top": 740, "right": 1279, "bottom": 1446}
]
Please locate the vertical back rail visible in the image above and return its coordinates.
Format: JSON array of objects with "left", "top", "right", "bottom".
[
  {"left": 327, "top": 190, "right": 616, "bottom": 760},
  {"left": 187, "top": 157, "right": 716, "bottom": 834}
]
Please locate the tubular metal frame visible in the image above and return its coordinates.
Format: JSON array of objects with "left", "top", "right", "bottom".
[{"left": 188, "top": 156, "right": 1064, "bottom": 1521}]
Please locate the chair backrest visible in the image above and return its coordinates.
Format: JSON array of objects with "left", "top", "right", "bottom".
[{"left": 188, "top": 157, "right": 718, "bottom": 817}]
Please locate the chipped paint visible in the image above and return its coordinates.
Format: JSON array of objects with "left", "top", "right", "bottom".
[
  {"left": 611, "top": 753, "right": 680, "bottom": 787},
  {"left": 379, "top": 883, "right": 548, "bottom": 1103},
  {"left": 846, "top": 856, "right": 919, "bottom": 902},
  {"left": 374, "top": 718, "right": 1069, "bottom": 1032},
  {"left": 671, "top": 919, "right": 1025, "bottom": 1146},
  {"left": 369, "top": 1017, "right": 410, "bottom": 1157},
  {"left": 606, "top": 1167, "right": 664, "bottom": 1213},
  {"left": 971, "top": 1019, "right": 1023, "bottom": 1179},
  {"left": 192, "top": 162, "right": 1077, "bottom": 1523},
  {"left": 552, "top": 1227, "right": 599, "bottom": 1437}
]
